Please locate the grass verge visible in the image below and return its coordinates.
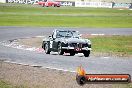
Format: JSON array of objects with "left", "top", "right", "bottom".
[
  {"left": 0, "top": 3, "right": 132, "bottom": 27},
  {"left": 0, "top": 80, "right": 15, "bottom": 88},
  {"left": 0, "top": 81, "right": 11, "bottom": 88},
  {"left": 89, "top": 35, "right": 132, "bottom": 57},
  {"left": 0, "top": 80, "right": 26, "bottom": 88}
]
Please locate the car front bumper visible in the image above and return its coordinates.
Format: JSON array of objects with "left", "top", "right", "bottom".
[{"left": 62, "top": 47, "right": 91, "bottom": 51}]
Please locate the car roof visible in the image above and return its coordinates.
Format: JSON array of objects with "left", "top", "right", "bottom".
[{"left": 54, "top": 29, "right": 77, "bottom": 32}]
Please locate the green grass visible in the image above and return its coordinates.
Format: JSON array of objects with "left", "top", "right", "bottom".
[
  {"left": 113, "top": 83, "right": 132, "bottom": 88},
  {"left": 0, "top": 80, "right": 26, "bottom": 88},
  {"left": 0, "top": 80, "right": 13, "bottom": 88},
  {"left": 89, "top": 35, "right": 132, "bottom": 56},
  {"left": 0, "top": 3, "right": 132, "bottom": 27}
]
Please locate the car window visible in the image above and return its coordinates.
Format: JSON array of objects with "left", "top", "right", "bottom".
[
  {"left": 72, "top": 31, "right": 80, "bottom": 38},
  {"left": 56, "top": 30, "right": 80, "bottom": 38}
]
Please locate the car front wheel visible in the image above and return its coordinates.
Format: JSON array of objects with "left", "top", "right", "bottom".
[
  {"left": 58, "top": 43, "right": 64, "bottom": 55},
  {"left": 45, "top": 43, "right": 51, "bottom": 54},
  {"left": 83, "top": 51, "right": 90, "bottom": 57}
]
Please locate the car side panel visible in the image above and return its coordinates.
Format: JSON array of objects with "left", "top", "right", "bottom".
[{"left": 52, "top": 39, "right": 59, "bottom": 51}]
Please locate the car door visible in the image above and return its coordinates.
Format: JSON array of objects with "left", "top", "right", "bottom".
[
  {"left": 53, "top": 38, "right": 59, "bottom": 51},
  {"left": 48, "top": 36, "right": 53, "bottom": 50},
  {"left": 51, "top": 31, "right": 58, "bottom": 51}
]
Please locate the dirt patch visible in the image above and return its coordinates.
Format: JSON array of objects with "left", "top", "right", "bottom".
[
  {"left": 1, "top": 59, "right": 129, "bottom": 88},
  {"left": 18, "top": 37, "right": 43, "bottom": 48}
]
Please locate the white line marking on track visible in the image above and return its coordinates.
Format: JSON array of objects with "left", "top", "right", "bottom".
[
  {"left": 4, "top": 60, "right": 76, "bottom": 73},
  {"left": 44, "top": 66, "right": 76, "bottom": 73}
]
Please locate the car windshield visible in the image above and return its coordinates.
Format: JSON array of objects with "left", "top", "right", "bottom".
[{"left": 56, "top": 30, "right": 80, "bottom": 38}]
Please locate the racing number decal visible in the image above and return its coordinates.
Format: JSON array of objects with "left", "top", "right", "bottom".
[{"left": 50, "top": 41, "right": 53, "bottom": 48}]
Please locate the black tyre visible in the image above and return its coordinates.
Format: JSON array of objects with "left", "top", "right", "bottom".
[
  {"left": 54, "top": 4, "right": 56, "bottom": 7},
  {"left": 70, "top": 51, "right": 75, "bottom": 56},
  {"left": 83, "top": 51, "right": 90, "bottom": 57},
  {"left": 58, "top": 43, "right": 64, "bottom": 55},
  {"left": 45, "top": 43, "right": 51, "bottom": 54},
  {"left": 76, "top": 75, "right": 86, "bottom": 86}
]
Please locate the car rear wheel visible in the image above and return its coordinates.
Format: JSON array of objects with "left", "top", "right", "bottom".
[
  {"left": 45, "top": 43, "right": 51, "bottom": 54},
  {"left": 83, "top": 51, "right": 90, "bottom": 57},
  {"left": 58, "top": 43, "right": 64, "bottom": 55}
]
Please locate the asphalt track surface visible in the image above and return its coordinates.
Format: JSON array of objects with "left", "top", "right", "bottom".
[{"left": 0, "top": 26, "right": 132, "bottom": 75}]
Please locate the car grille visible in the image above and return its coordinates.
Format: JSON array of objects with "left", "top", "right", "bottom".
[{"left": 69, "top": 43, "right": 90, "bottom": 48}]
